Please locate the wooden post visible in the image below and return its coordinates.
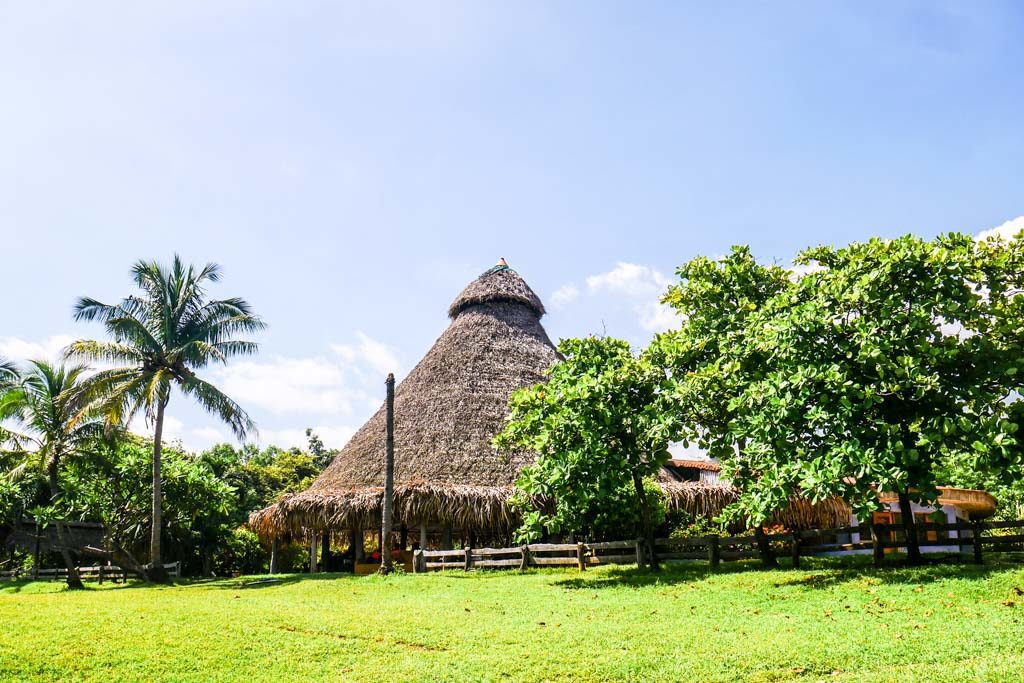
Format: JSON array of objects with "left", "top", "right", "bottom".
[
  {"left": 755, "top": 526, "right": 777, "bottom": 568},
  {"left": 419, "top": 524, "right": 428, "bottom": 551},
  {"left": 98, "top": 564, "right": 104, "bottom": 585},
  {"left": 269, "top": 538, "right": 279, "bottom": 574},
  {"left": 635, "top": 538, "right": 645, "bottom": 569},
  {"left": 972, "top": 521, "right": 984, "bottom": 565},
  {"left": 32, "top": 521, "right": 41, "bottom": 580},
  {"left": 413, "top": 549, "right": 422, "bottom": 573},
  {"left": 464, "top": 546, "right": 473, "bottom": 571},
  {"left": 790, "top": 535, "right": 801, "bottom": 569},
  {"left": 380, "top": 373, "right": 396, "bottom": 575},
  {"left": 352, "top": 528, "right": 364, "bottom": 562},
  {"left": 309, "top": 535, "right": 318, "bottom": 573},
  {"left": 576, "top": 542, "right": 586, "bottom": 571},
  {"left": 321, "top": 533, "right": 331, "bottom": 572},
  {"left": 871, "top": 523, "right": 885, "bottom": 568},
  {"left": 520, "top": 545, "right": 530, "bottom": 571},
  {"left": 708, "top": 535, "right": 720, "bottom": 569}
]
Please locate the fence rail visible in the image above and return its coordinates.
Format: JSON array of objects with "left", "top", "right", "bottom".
[
  {"left": 413, "top": 520, "right": 1024, "bottom": 573},
  {"left": 0, "top": 562, "right": 182, "bottom": 583}
]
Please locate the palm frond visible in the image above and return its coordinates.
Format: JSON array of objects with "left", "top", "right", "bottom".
[{"left": 177, "top": 372, "right": 255, "bottom": 440}]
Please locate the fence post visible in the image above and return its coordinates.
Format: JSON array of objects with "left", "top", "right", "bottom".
[
  {"left": 635, "top": 539, "right": 645, "bottom": 569},
  {"left": 32, "top": 521, "right": 41, "bottom": 580},
  {"left": 790, "top": 534, "right": 801, "bottom": 569},
  {"left": 871, "top": 523, "right": 884, "bottom": 568},
  {"left": 576, "top": 543, "right": 586, "bottom": 572},
  {"left": 755, "top": 526, "right": 777, "bottom": 568},
  {"left": 464, "top": 546, "right": 473, "bottom": 571},
  {"left": 520, "top": 545, "right": 530, "bottom": 571},
  {"left": 972, "top": 521, "right": 984, "bottom": 565},
  {"left": 708, "top": 535, "right": 720, "bottom": 569}
]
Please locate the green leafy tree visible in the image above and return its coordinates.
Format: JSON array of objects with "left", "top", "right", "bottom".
[
  {"left": 651, "top": 245, "right": 792, "bottom": 461},
  {"left": 305, "top": 428, "right": 338, "bottom": 470},
  {"left": 725, "top": 233, "right": 1017, "bottom": 563},
  {"left": 494, "top": 337, "right": 677, "bottom": 569},
  {"left": 63, "top": 434, "right": 238, "bottom": 577},
  {"left": 68, "top": 256, "right": 264, "bottom": 580},
  {"left": 0, "top": 361, "right": 104, "bottom": 588}
]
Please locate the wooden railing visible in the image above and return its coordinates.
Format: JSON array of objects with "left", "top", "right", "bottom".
[
  {"left": 413, "top": 520, "right": 1024, "bottom": 572},
  {"left": 0, "top": 562, "right": 182, "bottom": 583}
]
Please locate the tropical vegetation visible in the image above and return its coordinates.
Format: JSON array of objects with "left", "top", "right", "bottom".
[{"left": 67, "top": 256, "right": 265, "bottom": 580}]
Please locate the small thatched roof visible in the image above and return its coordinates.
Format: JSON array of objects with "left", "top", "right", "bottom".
[{"left": 251, "top": 263, "right": 560, "bottom": 539}]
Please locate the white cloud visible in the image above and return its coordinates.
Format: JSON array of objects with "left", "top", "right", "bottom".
[
  {"left": 585, "top": 263, "right": 679, "bottom": 333},
  {"left": 638, "top": 302, "right": 679, "bottom": 333},
  {"left": 0, "top": 334, "right": 76, "bottom": 363},
  {"left": 331, "top": 331, "right": 401, "bottom": 378},
  {"left": 586, "top": 262, "right": 671, "bottom": 298},
  {"left": 210, "top": 332, "right": 399, "bottom": 421},
  {"left": 252, "top": 424, "right": 358, "bottom": 451},
  {"left": 977, "top": 215, "right": 1024, "bottom": 242},
  {"left": 550, "top": 284, "right": 579, "bottom": 308}
]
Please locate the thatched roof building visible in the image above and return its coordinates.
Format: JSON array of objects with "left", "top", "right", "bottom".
[{"left": 250, "top": 262, "right": 562, "bottom": 544}]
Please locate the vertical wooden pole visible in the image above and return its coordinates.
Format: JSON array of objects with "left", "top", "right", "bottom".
[
  {"left": 520, "top": 545, "right": 530, "bottom": 571},
  {"left": 269, "top": 538, "right": 279, "bottom": 574},
  {"left": 354, "top": 528, "right": 365, "bottom": 562},
  {"left": 755, "top": 526, "right": 777, "bottom": 568},
  {"left": 464, "top": 546, "right": 473, "bottom": 571},
  {"left": 576, "top": 542, "right": 586, "bottom": 571},
  {"left": 32, "top": 521, "right": 41, "bottom": 580},
  {"left": 419, "top": 524, "right": 428, "bottom": 551},
  {"left": 321, "top": 533, "right": 331, "bottom": 572},
  {"left": 871, "top": 523, "right": 885, "bottom": 568},
  {"left": 380, "top": 373, "right": 396, "bottom": 575},
  {"left": 309, "top": 535, "right": 318, "bottom": 573},
  {"left": 708, "top": 535, "right": 720, "bottom": 569},
  {"left": 972, "top": 521, "right": 984, "bottom": 565},
  {"left": 413, "top": 549, "right": 421, "bottom": 573},
  {"left": 635, "top": 539, "right": 645, "bottom": 569}
]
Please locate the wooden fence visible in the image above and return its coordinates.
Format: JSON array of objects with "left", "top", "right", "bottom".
[
  {"left": 413, "top": 520, "right": 1024, "bottom": 573},
  {"left": 0, "top": 562, "right": 182, "bottom": 583}
]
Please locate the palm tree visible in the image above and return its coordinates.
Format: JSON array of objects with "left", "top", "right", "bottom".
[
  {"left": 0, "top": 361, "right": 105, "bottom": 590},
  {"left": 68, "top": 255, "right": 264, "bottom": 581}
]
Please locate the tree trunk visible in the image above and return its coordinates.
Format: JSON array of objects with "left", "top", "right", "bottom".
[
  {"left": 632, "top": 473, "right": 659, "bottom": 571},
  {"left": 47, "top": 458, "right": 84, "bottom": 590},
  {"left": 379, "top": 373, "right": 396, "bottom": 575},
  {"left": 148, "top": 400, "right": 169, "bottom": 583},
  {"left": 897, "top": 489, "right": 922, "bottom": 565}
]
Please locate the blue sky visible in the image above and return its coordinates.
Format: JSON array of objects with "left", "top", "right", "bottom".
[{"left": 2, "top": 2, "right": 1022, "bottom": 451}]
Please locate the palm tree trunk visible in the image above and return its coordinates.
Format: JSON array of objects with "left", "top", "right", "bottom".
[
  {"left": 47, "top": 459, "right": 84, "bottom": 590},
  {"left": 148, "top": 400, "right": 169, "bottom": 583},
  {"left": 632, "top": 473, "right": 659, "bottom": 571}
]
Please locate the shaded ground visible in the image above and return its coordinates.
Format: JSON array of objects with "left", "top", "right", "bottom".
[{"left": 2, "top": 556, "right": 1024, "bottom": 682}]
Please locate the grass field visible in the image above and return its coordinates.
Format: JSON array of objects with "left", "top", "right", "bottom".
[{"left": 2, "top": 557, "right": 1024, "bottom": 682}]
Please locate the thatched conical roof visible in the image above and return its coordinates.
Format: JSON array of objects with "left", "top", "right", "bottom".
[{"left": 250, "top": 263, "right": 560, "bottom": 539}]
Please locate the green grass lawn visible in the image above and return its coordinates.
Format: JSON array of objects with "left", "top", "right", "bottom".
[{"left": 2, "top": 557, "right": 1024, "bottom": 682}]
